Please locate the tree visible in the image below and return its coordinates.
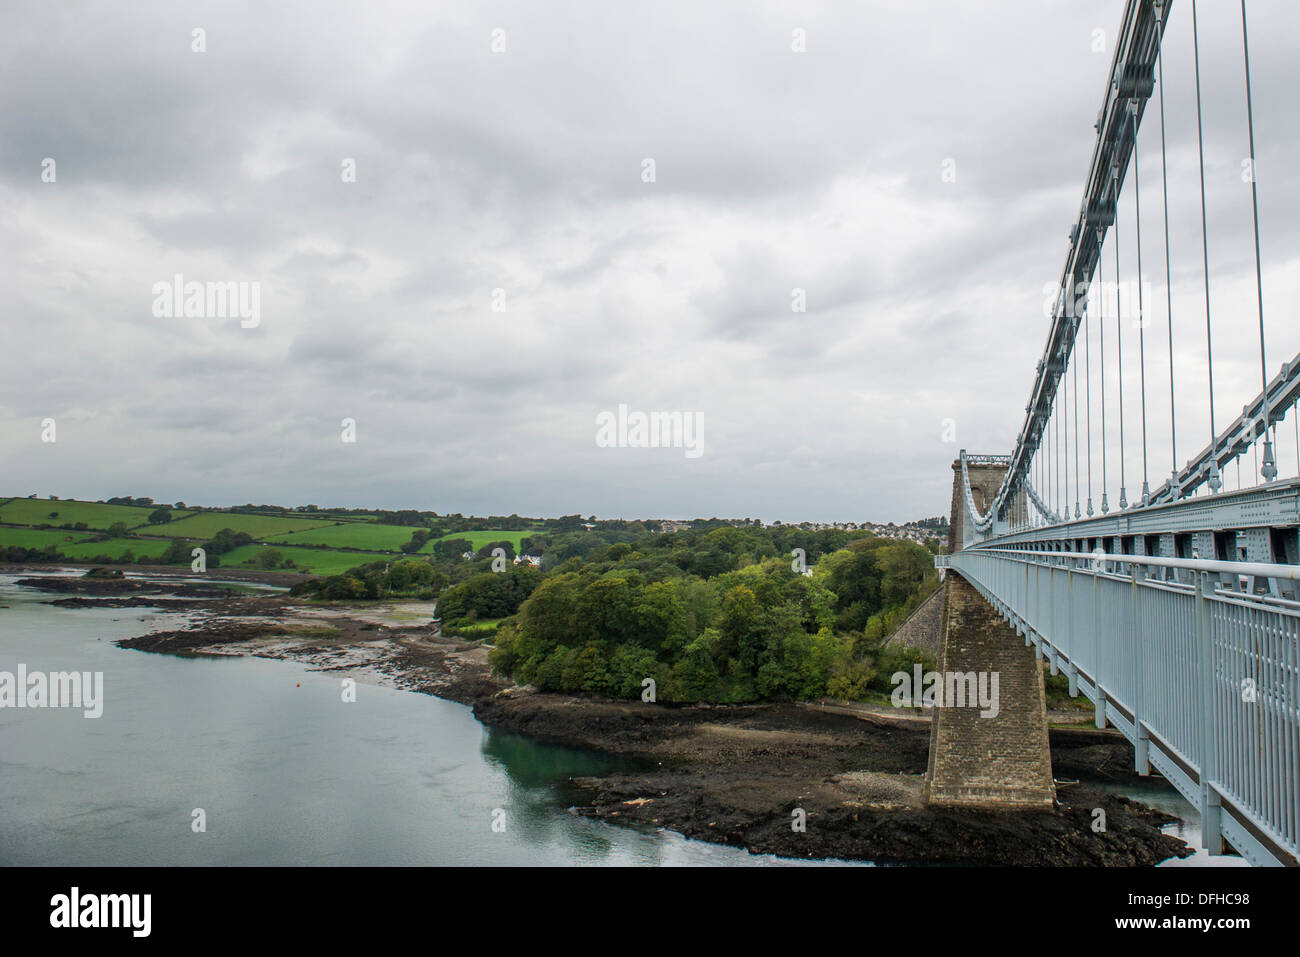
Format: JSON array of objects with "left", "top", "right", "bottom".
[
  {"left": 573, "top": 575, "right": 640, "bottom": 647},
  {"left": 516, "top": 574, "right": 581, "bottom": 648},
  {"left": 160, "top": 539, "right": 192, "bottom": 564},
  {"left": 107, "top": 522, "right": 130, "bottom": 538},
  {"left": 205, "top": 528, "right": 253, "bottom": 556},
  {"left": 323, "top": 576, "right": 367, "bottom": 600},
  {"left": 148, "top": 508, "right": 172, "bottom": 525},
  {"left": 669, "top": 629, "right": 724, "bottom": 701},
  {"left": 477, "top": 539, "right": 516, "bottom": 561},
  {"left": 631, "top": 580, "right": 687, "bottom": 654},
  {"left": 718, "top": 585, "right": 761, "bottom": 664},
  {"left": 431, "top": 537, "right": 473, "bottom": 561}
]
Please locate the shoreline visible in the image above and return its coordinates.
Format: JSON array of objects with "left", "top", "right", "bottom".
[
  {"left": 0, "top": 562, "right": 308, "bottom": 588},
  {"left": 10, "top": 567, "right": 1200, "bottom": 866}
]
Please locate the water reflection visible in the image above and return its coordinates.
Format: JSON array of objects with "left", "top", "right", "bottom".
[{"left": 1, "top": 574, "right": 825, "bottom": 866}]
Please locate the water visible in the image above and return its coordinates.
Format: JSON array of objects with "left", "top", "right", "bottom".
[
  {"left": 1089, "top": 779, "right": 1251, "bottom": 868},
  {"left": 0, "top": 574, "right": 833, "bottom": 866},
  {"left": 0, "top": 573, "right": 1229, "bottom": 866}
]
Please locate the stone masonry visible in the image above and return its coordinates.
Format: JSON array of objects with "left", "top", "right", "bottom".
[
  {"left": 924, "top": 457, "right": 1055, "bottom": 808},
  {"left": 922, "top": 572, "right": 1056, "bottom": 807},
  {"left": 947, "top": 459, "right": 1009, "bottom": 552},
  {"left": 884, "top": 585, "right": 944, "bottom": 660}
]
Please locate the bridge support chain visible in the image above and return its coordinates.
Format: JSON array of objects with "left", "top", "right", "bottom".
[{"left": 922, "top": 573, "right": 1056, "bottom": 809}]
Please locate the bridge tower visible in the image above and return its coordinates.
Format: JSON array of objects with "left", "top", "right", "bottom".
[{"left": 923, "top": 458, "right": 1056, "bottom": 809}]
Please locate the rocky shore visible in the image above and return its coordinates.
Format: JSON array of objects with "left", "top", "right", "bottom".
[{"left": 30, "top": 568, "right": 1196, "bottom": 866}]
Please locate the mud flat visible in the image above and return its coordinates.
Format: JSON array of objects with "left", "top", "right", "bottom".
[
  {"left": 15, "top": 575, "right": 235, "bottom": 599},
  {"left": 98, "top": 580, "right": 1193, "bottom": 866}
]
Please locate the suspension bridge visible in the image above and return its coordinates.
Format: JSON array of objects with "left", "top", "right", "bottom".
[{"left": 932, "top": 0, "right": 1299, "bottom": 867}]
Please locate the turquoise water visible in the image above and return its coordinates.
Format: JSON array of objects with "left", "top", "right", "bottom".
[
  {"left": 1, "top": 573, "right": 1228, "bottom": 866},
  {"left": 0, "top": 574, "right": 827, "bottom": 866}
]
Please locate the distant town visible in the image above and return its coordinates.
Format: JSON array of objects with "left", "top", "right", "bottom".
[{"left": 657, "top": 516, "right": 947, "bottom": 548}]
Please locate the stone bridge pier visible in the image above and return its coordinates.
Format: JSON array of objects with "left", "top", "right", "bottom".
[{"left": 922, "top": 458, "right": 1055, "bottom": 809}]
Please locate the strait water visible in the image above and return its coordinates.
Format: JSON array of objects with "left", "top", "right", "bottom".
[
  {"left": 0, "top": 574, "right": 810, "bottom": 866},
  {"left": 0, "top": 573, "right": 1233, "bottom": 866}
]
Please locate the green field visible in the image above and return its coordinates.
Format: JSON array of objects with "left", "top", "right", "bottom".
[
  {"left": 57, "top": 537, "right": 186, "bottom": 561},
  {"left": 269, "top": 523, "right": 419, "bottom": 551},
  {"left": 147, "top": 512, "right": 340, "bottom": 541},
  {"left": 2, "top": 494, "right": 534, "bottom": 577},
  {"left": 421, "top": 530, "right": 529, "bottom": 553},
  {"left": 0, "top": 526, "right": 98, "bottom": 549},
  {"left": 0, "top": 498, "right": 189, "bottom": 530},
  {"left": 216, "top": 544, "right": 391, "bottom": 576}
]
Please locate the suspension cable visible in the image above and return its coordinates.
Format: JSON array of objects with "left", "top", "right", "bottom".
[
  {"left": 1074, "top": 319, "right": 1080, "bottom": 517},
  {"left": 1086, "top": 278, "right": 1093, "bottom": 515},
  {"left": 1156, "top": 1, "right": 1178, "bottom": 495},
  {"left": 1114, "top": 186, "right": 1128, "bottom": 510},
  {"left": 1131, "top": 99, "right": 1150, "bottom": 506},
  {"left": 1060, "top": 351, "right": 1071, "bottom": 514},
  {"left": 1036, "top": 446, "right": 1041, "bottom": 527},
  {"left": 1192, "top": 0, "right": 1221, "bottom": 493},
  {"left": 1050, "top": 402, "right": 1055, "bottom": 516},
  {"left": 1098, "top": 228, "right": 1109, "bottom": 514},
  {"left": 1240, "top": 0, "right": 1276, "bottom": 483}
]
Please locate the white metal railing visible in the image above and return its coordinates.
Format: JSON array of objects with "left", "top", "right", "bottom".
[{"left": 948, "top": 546, "right": 1300, "bottom": 867}]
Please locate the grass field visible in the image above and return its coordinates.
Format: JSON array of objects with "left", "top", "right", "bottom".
[
  {"left": 269, "top": 523, "right": 419, "bottom": 551},
  {"left": 0, "top": 526, "right": 98, "bottom": 549},
  {"left": 421, "top": 530, "right": 530, "bottom": 553},
  {"left": 2, "top": 495, "right": 534, "bottom": 576},
  {"left": 57, "top": 537, "right": 185, "bottom": 561},
  {"left": 442, "top": 620, "right": 504, "bottom": 638},
  {"left": 216, "top": 544, "right": 390, "bottom": 576},
  {"left": 147, "top": 512, "right": 340, "bottom": 541},
  {"left": 0, "top": 498, "right": 190, "bottom": 530}
]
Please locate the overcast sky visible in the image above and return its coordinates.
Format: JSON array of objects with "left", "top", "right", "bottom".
[{"left": 3, "top": 0, "right": 1298, "bottom": 523}]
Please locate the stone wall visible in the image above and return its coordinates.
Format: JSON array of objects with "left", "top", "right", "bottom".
[
  {"left": 884, "top": 585, "right": 944, "bottom": 660},
  {"left": 948, "top": 459, "right": 1010, "bottom": 552},
  {"left": 922, "top": 572, "right": 1056, "bottom": 808}
]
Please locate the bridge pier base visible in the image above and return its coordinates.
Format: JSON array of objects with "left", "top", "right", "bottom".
[
  {"left": 922, "top": 573, "right": 1056, "bottom": 809},
  {"left": 1094, "top": 690, "right": 1108, "bottom": 729}
]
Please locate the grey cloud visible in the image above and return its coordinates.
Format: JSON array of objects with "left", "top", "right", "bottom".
[{"left": 3, "top": 0, "right": 1298, "bottom": 522}]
